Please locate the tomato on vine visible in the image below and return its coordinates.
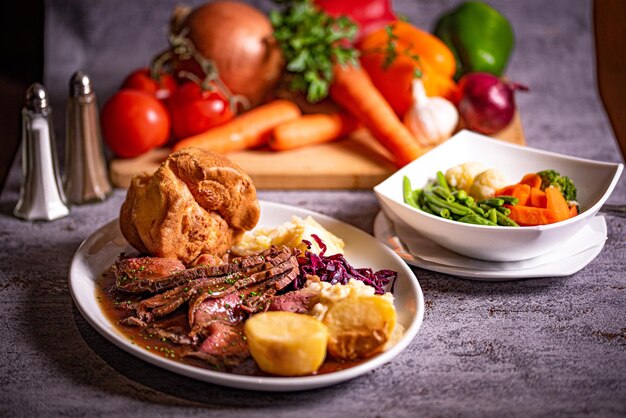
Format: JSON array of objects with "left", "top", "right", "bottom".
[
  {"left": 121, "top": 68, "right": 178, "bottom": 100},
  {"left": 101, "top": 90, "right": 171, "bottom": 158},
  {"left": 168, "top": 81, "right": 234, "bottom": 140}
]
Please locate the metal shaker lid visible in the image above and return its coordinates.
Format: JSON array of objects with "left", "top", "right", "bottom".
[
  {"left": 25, "top": 83, "right": 49, "bottom": 112},
  {"left": 70, "top": 70, "right": 93, "bottom": 97}
]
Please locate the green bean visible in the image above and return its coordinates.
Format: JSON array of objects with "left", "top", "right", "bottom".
[
  {"left": 462, "top": 196, "right": 475, "bottom": 207},
  {"left": 403, "top": 176, "right": 415, "bottom": 205},
  {"left": 426, "top": 201, "right": 451, "bottom": 219},
  {"left": 432, "top": 185, "right": 455, "bottom": 203},
  {"left": 478, "top": 198, "right": 505, "bottom": 207},
  {"left": 412, "top": 189, "right": 423, "bottom": 206},
  {"left": 470, "top": 204, "right": 485, "bottom": 215},
  {"left": 420, "top": 202, "right": 435, "bottom": 215},
  {"left": 423, "top": 191, "right": 473, "bottom": 216},
  {"left": 496, "top": 206, "right": 511, "bottom": 216},
  {"left": 497, "top": 195, "right": 519, "bottom": 205},
  {"left": 436, "top": 171, "right": 450, "bottom": 191},
  {"left": 486, "top": 208, "right": 498, "bottom": 223},
  {"left": 408, "top": 175, "right": 521, "bottom": 227},
  {"left": 453, "top": 190, "right": 468, "bottom": 200},
  {"left": 457, "top": 213, "right": 498, "bottom": 226},
  {"left": 495, "top": 210, "right": 519, "bottom": 227}
]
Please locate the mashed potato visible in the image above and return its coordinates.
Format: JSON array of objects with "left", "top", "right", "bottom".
[
  {"left": 306, "top": 278, "right": 394, "bottom": 321},
  {"left": 231, "top": 215, "right": 344, "bottom": 256}
]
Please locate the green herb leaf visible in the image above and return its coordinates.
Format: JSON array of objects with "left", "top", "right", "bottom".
[{"left": 271, "top": 0, "right": 358, "bottom": 102}]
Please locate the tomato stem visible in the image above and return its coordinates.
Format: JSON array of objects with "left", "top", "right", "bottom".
[{"left": 166, "top": 28, "right": 250, "bottom": 114}]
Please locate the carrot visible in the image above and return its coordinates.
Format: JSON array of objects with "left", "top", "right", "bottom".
[
  {"left": 530, "top": 187, "right": 547, "bottom": 208},
  {"left": 520, "top": 173, "right": 542, "bottom": 189},
  {"left": 173, "top": 100, "right": 301, "bottom": 153},
  {"left": 269, "top": 113, "right": 358, "bottom": 151},
  {"left": 497, "top": 183, "right": 531, "bottom": 206},
  {"left": 569, "top": 205, "right": 578, "bottom": 218},
  {"left": 329, "top": 63, "right": 424, "bottom": 167},
  {"left": 507, "top": 205, "right": 554, "bottom": 226},
  {"left": 496, "top": 185, "right": 517, "bottom": 196},
  {"left": 545, "top": 187, "right": 570, "bottom": 222}
]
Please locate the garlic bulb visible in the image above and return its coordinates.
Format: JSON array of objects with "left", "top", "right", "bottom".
[{"left": 403, "top": 78, "right": 459, "bottom": 146}]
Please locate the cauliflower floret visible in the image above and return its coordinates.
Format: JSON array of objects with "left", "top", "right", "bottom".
[
  {"left": 445, "top": 162, "right": 486, "bottom": 192},
  {"left": 469, "top": 168, "right": 509, "bottom": 200}
]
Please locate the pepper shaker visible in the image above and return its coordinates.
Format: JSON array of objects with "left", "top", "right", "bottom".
[
  {"left": 64, "top": 71, "right": 112, "bottom": 204},
  {"left": 14, "top": 83, "right": 70, "bottom": 221}
]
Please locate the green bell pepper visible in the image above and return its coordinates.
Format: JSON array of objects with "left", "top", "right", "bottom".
[{"left": 434, "top": 1, "right": 514, "bottom": 80}]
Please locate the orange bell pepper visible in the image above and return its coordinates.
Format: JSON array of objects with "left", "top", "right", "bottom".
[
  {"left": 357, "top": 21, "right": 456, "bottom": 77},
  {"left": 357, "top": 21, "right": 458, "bottom": 116}
]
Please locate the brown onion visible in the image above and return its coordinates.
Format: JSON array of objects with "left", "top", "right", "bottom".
[{"left": 171, "top": 1, "right": 284, "bottom": 106}]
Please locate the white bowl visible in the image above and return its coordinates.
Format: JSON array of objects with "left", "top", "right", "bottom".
[{"left": 373, "top": 130, "right": 623, "bottom": 262}]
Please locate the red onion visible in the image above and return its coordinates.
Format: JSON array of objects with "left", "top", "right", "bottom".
[{"left": 457, "top": 73, "right": 528, "bottom": 135}]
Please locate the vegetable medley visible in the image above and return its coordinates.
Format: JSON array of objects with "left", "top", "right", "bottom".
[
  {"left": 100, "top": 0, "right": 524, "bottom": 167},
  {"left": 403, "top": 163, "right": 579, "bottom": 226}
]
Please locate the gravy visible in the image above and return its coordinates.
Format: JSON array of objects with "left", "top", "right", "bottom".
[{"left": 95, "top": 270, "right": 367, "bottom": 376}]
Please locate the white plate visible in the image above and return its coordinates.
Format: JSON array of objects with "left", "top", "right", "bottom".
[
  {"left": 373, "top": 211, "right": 606, "bottom": 281},
  {"left": 69, "top": 201, "right": 424, "bottom": 391}
]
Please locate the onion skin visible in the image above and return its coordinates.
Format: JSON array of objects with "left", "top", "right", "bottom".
[
  {"left": 457, "top": 72, "right": 527, "bottom": 135},
  {"left": 173, "top": 1, "right": 284, "bottom": 106}
]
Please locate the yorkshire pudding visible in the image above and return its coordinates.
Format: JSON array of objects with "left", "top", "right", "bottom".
[{"left": 120, "top": 148, "right": 260, "bottom": 264}]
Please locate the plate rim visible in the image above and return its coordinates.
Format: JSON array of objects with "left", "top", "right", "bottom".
[
  {"left": 69, "top": 201, "right": 425, "bottom": 391},
  {"left": 372, "top": 210, "right": 607, "bottom": 281}
]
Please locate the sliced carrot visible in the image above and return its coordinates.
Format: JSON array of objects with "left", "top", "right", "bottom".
[
  {"left": 330, "top": 63, "right": 424, "bottom": 167},
  {"left": 520, "top": 173, "right": 542, "bottom": 189},
  {"left": 507, "top": 205, "right": 554, "bottom": 226},
  {"left": 514, "top": 184, "right": 531, "bottom": 206},
  {"left": 545, "top": 187, "right": 570, "bottom": 222},
  {"left": 530, "top": 187, "right": 547, "bottom": 208},
  {"left": 568, "top": 205, "right": 578, "bottom": 218},
  {"left": 497, "top": 183, "right": 531, "bottom": 206},
  {"left": 269, "top": 112, "right": 358, "bottom": 151},
  {"left": 496, "top": 185, "right": 517, "bottom": 196},
  {"left": 173, "top": 100, "right": 301, "bottom": 153}
]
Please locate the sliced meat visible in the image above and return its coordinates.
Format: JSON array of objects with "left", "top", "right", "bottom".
[
  {"left": 188, "top": 292, "right": 245, "bottom": 339},
  {"left": 268, "top": 287, "right": 320, "bottom": 314},
  {"left": 114, "top": 256, "right": 185, "bottom": 293},
  {"left": 185, "top": 322, "right": 249, "bottom": 368},
  {"left": 129, "top": 276, "right": 231, "bottom": 322},
  {"left": 115, "top": 245, "right": 295, "bottom": 294},
  {"left": 116, "top": 245, "right": 301, "bottom": 369},
  {"left": 144, "top": 326, "right": 194, "bottom": 346}
]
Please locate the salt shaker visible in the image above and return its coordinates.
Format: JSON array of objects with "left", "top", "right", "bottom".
[
  {"left": 64, "top": 71, "right": 112, "bottom": 204},
  {"left": 13, "top": 83, "right": 70, "bottom": 221}
]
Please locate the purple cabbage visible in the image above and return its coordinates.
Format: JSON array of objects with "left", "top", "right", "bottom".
[{"left": 295, "top": 234, "right": 397, "bottom": 295}]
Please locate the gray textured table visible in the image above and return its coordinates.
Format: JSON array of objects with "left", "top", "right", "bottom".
[{"left": 1, "top": 0, "right": 625, "bottom": 416}]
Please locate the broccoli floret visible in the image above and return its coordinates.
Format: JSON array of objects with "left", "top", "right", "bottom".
[{"left": 537, "top": 170, "right": 577, "bottom": 202}]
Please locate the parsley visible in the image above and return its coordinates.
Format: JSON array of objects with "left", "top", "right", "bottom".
[{"left": 270, "top": 0, "right": 358, "bottom": 102}]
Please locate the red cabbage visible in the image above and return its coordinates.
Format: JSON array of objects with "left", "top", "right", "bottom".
[{"left": 295, "top": 234, "right": 397, "bottom": 295}]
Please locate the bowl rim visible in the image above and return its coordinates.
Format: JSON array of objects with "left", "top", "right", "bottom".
[{"left": 373, "top": 130, "right": 624, "bottom": 231}]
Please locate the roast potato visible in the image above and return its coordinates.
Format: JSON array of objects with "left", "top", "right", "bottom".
[
  {"left": 244, "top": 312, "right": 328, "bottom": 376},
  {"left": 323, "top": 295, "right": 397, "bottom": 361}
]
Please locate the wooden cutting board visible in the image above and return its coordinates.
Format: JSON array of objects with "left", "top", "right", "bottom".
[{"left": 110, "top": 112, "right": 525, "bottom": 189}]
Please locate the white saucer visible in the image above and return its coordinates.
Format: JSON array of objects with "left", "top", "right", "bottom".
[{"left": 373, "top": 211, "right": 607, "bottom": 281}]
